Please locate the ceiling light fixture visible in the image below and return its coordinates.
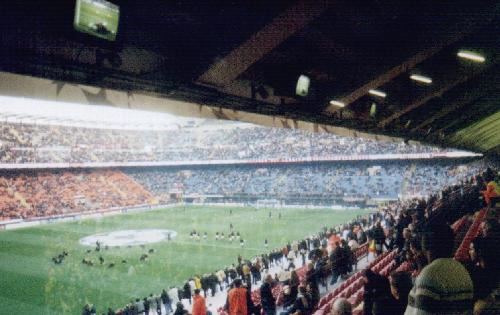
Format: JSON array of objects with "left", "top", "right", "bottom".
[
  {"left": 368, "top": 89, "right": 387, "bottom": 98},
  {"left": 410, "top": 74, "right": 432, "bottom": 84},
  {"left": 329, "top": 100, "right": 345, "bottom": 107},
  {"left": 457, "top": 50, "right": 485, "bottom": 63}
]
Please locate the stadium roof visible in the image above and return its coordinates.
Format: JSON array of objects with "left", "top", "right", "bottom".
[
  {"left": 0, "top": 1, "right": 498, "bottom": 155},
  {"left": 0, "top": 95, "right": 199, "bottom": 130}
]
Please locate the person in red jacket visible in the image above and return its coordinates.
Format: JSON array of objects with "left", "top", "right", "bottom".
[
  {"left": 192, "top": 289, "right": 207, "bottom": 315},
  {"left": 482, "top": 181, "right": 499, "bottom": 205},
  {"left": 227, "top": 279, "right": 247, "bottom": 315}
]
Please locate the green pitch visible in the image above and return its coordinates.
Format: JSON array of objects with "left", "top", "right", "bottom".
[{"left": 0, "top": 206, "right": 369, "bottom": 315}]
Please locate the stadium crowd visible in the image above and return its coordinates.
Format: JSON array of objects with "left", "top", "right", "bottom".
[
  {"left": 0, "top": 170, "right": 154, "bottom": 221},
  {"left": 0, "top": 122, "right": 451, "bottom": 164},
  {"left": 129, "top": 160, "right": 485, "bottom": 201},
  {"left": 0, "top": 160, "right": 488, "bottom": 221},
  {"left": 90, "top": 166, "right": 499, "bottom": 315}
]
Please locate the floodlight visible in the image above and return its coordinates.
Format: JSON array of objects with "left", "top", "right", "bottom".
[
  {"left": 329, "top": 100, "right": 345, "bottom": 107},
  {"left": 368, "top": 89, "right": 386, "bottom": 98},
  {"left": 410, "top": 74, "right": 432, "bottom": 84},
  {"left": 457, "top": 50, "right": 485, "bottom": 63}
]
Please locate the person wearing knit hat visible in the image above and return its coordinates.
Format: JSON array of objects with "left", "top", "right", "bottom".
[
  {"left": 404, "top": 222, "right": 473, "bottom": 315},
  {"left": 331, "top": 298, "right": 352, "bottom": 315}
]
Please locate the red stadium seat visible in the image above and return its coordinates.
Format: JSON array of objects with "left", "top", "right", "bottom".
[
  {"left": 327, "top": 292, "right": 335, "bottom": 301},
  {"left": 323, "top": 302, "right": 332, "bottom": 314},
  {"left": 318, "top": 298, "right": 326, "bottom": 308}
]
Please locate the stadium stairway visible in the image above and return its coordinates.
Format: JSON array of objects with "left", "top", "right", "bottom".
[
  {"left": 102, "top": 174, "right": 128, "bottom": 199},
  {"left": 313, "top": 250, "right": 399, "bottom": 315},
  {"left": 118, "top": 172, "right": 158, "bottom": 204}
]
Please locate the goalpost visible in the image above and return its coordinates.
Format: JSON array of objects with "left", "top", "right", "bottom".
[{"left": 256, "top": 199, "right": 280, "bottom": 208}]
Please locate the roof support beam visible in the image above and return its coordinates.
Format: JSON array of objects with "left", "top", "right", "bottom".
[
  {"left": 326, "top": 4, "right": 499, "bottom": 112},
  {"left": 297, "top": 28, "right": 361, "bottom": 62},
  {"left": 197, "top": 0, "right": 331, "bottom": 87},
  {"left": 411, "top": 70, "right": 499, "bottom": 132},
  {"left": 379, "top": 56, "right": 499, "bottom": 128}
]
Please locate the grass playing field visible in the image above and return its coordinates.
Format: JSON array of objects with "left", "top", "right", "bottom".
[{"left": 0, "top": 206, "right": 369, "bottom": 315}]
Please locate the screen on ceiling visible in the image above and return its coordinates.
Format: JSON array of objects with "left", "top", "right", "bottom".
[{"left": 74, "top": 0, "right": 120, "bottom": 41}]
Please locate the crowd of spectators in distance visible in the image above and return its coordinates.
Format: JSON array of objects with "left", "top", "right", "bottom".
[
  {"left": 0, "top": 122, "right": 454, "bottom": 164},
  {"left": 0, "top": 169, "right": 154, "bottom": 221},
  {"left": 0, "top": 160, "right": 488, "bottom": 221},
  {"left": 129, "top": 160, "right": 486, "bottom": 201},
  {"left": 87, "top": 166, "right": 499, "bottom": 315}
]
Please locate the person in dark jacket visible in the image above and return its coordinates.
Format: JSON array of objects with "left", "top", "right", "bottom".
[
  {"left": 143, "top": 296, "right": 150, "bottom": 315},
  {"left": 245, "top": 283, "right": 261, "bottom": 315},
  {"left": 330, "top": 242, "right": 345, "bottom": 285},
  {"left": 372, "top": 222, "right": 386, "bottom": 255},
  {"left": 173, "top": 302, "right": 188, "bottom": 315},
  {"left": 183, "top": 281, "right": 192, "bottom": 304},
  {"left": 387, "top": 271, "right": 412, "bottom": 315},
  {"left": 362, "top": 269, "right": 391, "bottom": 315},
  {"left": 305, "top": 263, "right": 320, "bottom": 309},
  {"left": 466, "top": 236, "right": 499, "bottom": 303},
  {"left": 280, "top": 285, "right": 310, "bottom": 315},
  {"left": 82, "top": 304, "right": 91, "bottom": 315},
  {"left": 260, "top": 274, "right": 276, "bottom": 315},
  {"left": 161, "top": 289, "right": 172, "bottom": 314}
]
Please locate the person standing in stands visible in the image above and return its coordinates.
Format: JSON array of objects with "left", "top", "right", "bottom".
[
  {"left": 242, "top": 262, "right": 251, "bottom": 286},
  {"left": 305, "top": 262, "right": 320, "bottom": 308},
  {"left": 362, "top": 268, "right": 392, "bottom": 315},
  {"left": 372, "top": 221, "right": 386, "bottom": 256},
  {"left": 260, "top": 274, "right": 276, "bottom": 315},
  {"left": 173, "top": 302, "right": 188, "bottom": 315},
  {"left": 192, "top": 289, "right": 207, "bottom": 315},
  {"left": 148, "top": 294, "right": 157, "bottom": 315},
  {"left": 465, "top": 236, "right": 499, "bottom": 314},
  {"left": 161, "top": 289, "right": 172, "bottom": 314},
  {"left": 156, "top": 294, "right": 163, "bottom": 315},
  {"left": 183, "top": 281, "right": 192, "bottom": 304},
  {"left": 134, "top": 298, "right": 145, "bottom": 315},
  {"left": 143, "top": 296, "right": 150, "bottom": 315},
  {"left": 227, "top": 279, "right": 247, "bottom": 315},
  {"left": 388, "top": 271, "right": 413, "bottom": 315},
  {"left": 330, "top": 242, "right": 343, "bottom": 285}
]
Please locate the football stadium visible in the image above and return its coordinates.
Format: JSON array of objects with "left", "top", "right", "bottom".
[{"left": 0, "top": 1, "right": 499, "bottom": 315}]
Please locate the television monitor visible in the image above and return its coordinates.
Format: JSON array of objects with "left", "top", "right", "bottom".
[
  {"left": 295, "top": 75, "right": 310, "bottom": 97},
  {"left": 74, "top": 0, "right": 120, "bottom": 41}
]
